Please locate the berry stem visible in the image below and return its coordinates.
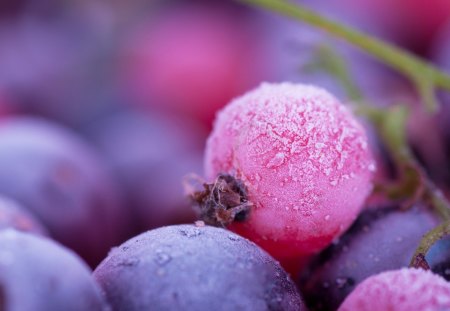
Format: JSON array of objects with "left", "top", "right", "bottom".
[
  {"left": 238, "top": 0, "right": 450, "bottom": 111},
  {"left": 410, "top": 220, "right": 450, "bottom": 269},
  {"left": 305, "top": 40, "right": 450, "bottom": 221}
]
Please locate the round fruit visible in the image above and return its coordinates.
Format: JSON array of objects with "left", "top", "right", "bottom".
[
  {"left": 203, "top": 82, "right": 375, "bottom": 263},
  {"left": 338, "top": 268, "right": 450, "bottom": 311},
  {"left": 301, "top": 204, "right": 450, "bottom": 311},
  {"left": 87, "top": 109, "right": 204, "bottom": 232},
  {"left": 0, "top": 229, "right": 108, "bottom": 311},
  {"left": 0, "top": 117, "right": 126, "bottom": 266},
  {"left": 93, "top": 224, "right": 306, "bottom": 311}
]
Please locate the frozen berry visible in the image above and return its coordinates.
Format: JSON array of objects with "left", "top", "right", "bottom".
[
  {"left": 202, "top": 82, "right": 374, "bottom": 264},
  {"left": 0, "top": 195, "right": 48, "bottom": 236},
  {"left": 0, "top": 229, "right": 108, "bottom": 311},
  {"left": 301, "top": 205, "right": 450, "bottom": 311},
  {"left": 0, "top": 117, "right": 127, "bottom": 266},
  {"left": 338, "top": 268, "right": 450, "bottom": 311},
  {"left": 93, "top": 224, "right": 305, "bottom": 311}
]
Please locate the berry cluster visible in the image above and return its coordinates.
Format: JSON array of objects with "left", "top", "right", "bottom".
[{"left": 1, "top": 1, "right": 450, "bottom": 311}]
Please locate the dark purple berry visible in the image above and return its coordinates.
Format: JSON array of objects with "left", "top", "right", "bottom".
[
  {"left": 300, "top": 205, "right": 450, "bottom": 311},
  {"left": 94, "top": 224, "right": 305, "bottom": 311}
]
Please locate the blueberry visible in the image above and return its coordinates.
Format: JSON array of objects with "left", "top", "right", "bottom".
[
  {"left": 94, "top": 224, "right": 305, "bottom": 311},
  {"left": 87, "top": 109, "right": 205, "bottom": 233},
  {"left": 0, "top": 117, "right": 127, "bottom": 266},
  {"left": 300, "top": 205, "right": 450, "bottom": 311},
  {"left": 0, "top": 230, "right": 108, "bottom": 311}
]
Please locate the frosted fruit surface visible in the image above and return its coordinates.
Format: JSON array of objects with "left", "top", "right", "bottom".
[
  {"left": 205, "top": 82, "right": 375, "bottom": 259},
  {"left": 338, "top": 268, "right": 450, "bottom": 311}
]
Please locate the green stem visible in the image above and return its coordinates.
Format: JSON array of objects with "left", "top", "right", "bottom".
[
  {"left": 410, "top": 220, "right": 450, "bottom": 269},
  {"left": 238, "top": 0, "right": 450, "bottom": 110}
]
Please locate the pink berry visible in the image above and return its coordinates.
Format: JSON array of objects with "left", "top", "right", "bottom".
[
  {"left": 203, "top": 82, "right": 375, "bottom": 263},
  {"left": 338, "top": 268, "right": 450, "bottom": 311},
  {"left": 119, "top": 3, "right": 268, "bottom": 126}
]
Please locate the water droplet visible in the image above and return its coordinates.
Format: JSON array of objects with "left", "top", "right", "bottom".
[
  {"left": 228, "top": 234, "right": 239, "bottom": 241},
  {"left": 266, "top": 152, "right": 285, "bottom": 168},
  {"left": 315, "top": 142, "right": 325, "bottom": 149},
  {"left": 255, "top": 173, "right": 261, "bottom": 182},
  {"left": 194, "top": 220, "right": 205, "bottom": 227},
  {"left": 324, "top": 215, "right": 330, "bottom": 221},
  {"left": 108, "top": 247, "right": 118, "bottom": 256},
  {"left": 154, "top": 251, "right": 171, "bottom": 266},
  {"left": 330, "top": 180, "right": 338, "bottom": 186},
  {"left": 116, "top": 257, "right": 140, "bottom": 267},
  {"left": 368, "top": 163, "right": 376, "bottom": 172},
  {"left": 179, "top": 228, "right": 202, "bottom": 238}
]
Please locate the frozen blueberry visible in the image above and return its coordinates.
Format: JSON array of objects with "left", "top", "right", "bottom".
[
  {"left": 300, "top": 205, "right": 450, "bottom": 311},
  {"left": 0, "top": 229, "right": 108, "bottom": 311},
  {"left": 94, "top": 224, "right": 305, "bottom": 311}
]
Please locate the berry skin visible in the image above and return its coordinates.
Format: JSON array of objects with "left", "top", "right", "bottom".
[
  {"left": 338, "top": 268, "right": 450, "bottom": 311},
  {"left": 301, "top": 205, "right": 450, "bottom": 311},
  {"left": 0, "top": 195, "right": 48, "bottom": 236},
  {"left": 0, "top": 230, "right": 108, "bottom": 311},
  {"left": 204, "top": 82, "right": 375, "bottom": 263},
  {"left": 0, "top": 117, "right": 127, "bottom": 266},
  {"left": 93, "top": 224, "right": 306, "bottom": 311}
]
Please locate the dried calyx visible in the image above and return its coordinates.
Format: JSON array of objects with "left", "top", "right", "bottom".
[{"left": 189, "top": 173, "right": 252, "bottom": 227}]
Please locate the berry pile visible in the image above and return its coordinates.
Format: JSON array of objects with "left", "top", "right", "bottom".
[{"left": 0, "top": 0, "right": 450, "bottom": 311}]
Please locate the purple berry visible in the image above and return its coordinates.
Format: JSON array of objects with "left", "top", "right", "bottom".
[
  {"left": 301, "top": 205, "right": 450, "bottom": 310},
  {"left": 0, "top": 117, "right": 127, "bottom": 266},
  {"left": 0, "top": 230, "right": 108, "bottom": 311},
  {"left": 93, "top": 224, "right": 305, "bottom": 311},
  {"left": 87, "top": 110, "right": 205, "bottom": 232}
]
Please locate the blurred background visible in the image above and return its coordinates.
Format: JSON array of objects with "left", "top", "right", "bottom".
[{"left": 0, "top": 0, "right": 450, "bottom": 259}]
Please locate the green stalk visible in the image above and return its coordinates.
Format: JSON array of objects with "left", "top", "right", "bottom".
[{"left": 238, "top": 0, "right": 450, "bottom": 110}]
